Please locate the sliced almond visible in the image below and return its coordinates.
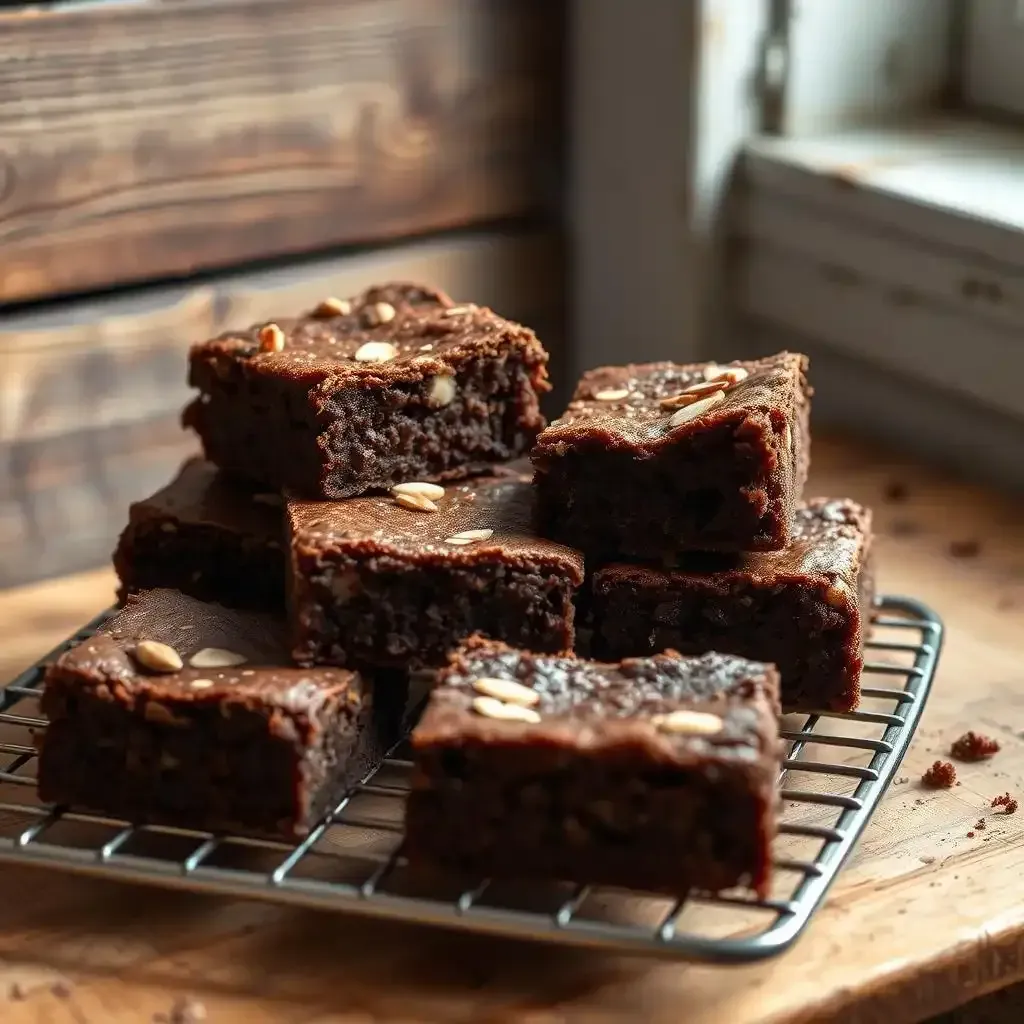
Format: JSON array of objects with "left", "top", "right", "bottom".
[
  {"left": 427, "top": 375, "right": 456, "bottom": 407},
  {"left": 392, "top": 481, "right": 445, "bottom": 501},
  {"left": 593, "top": 388, "right": 629, "bottom": 402},
  {"left": 825, "top": 583, "right": 848, "bottom": 608},
  {"left": 190, "top": 678, "right": 215, "bottom": 690},
  {"left": 135, "top": 640, "right": 183, "bottom": 674},
  {"left": 445, "top": 529, "right": 494, "bottom": 545},
  {"left": 354, "top": 341, "right": 398, "bottom": 363},
  {"left": 258, "top": 323, "right": 285, "bottom": 353},
  {"left": 312, "top": 296, "right": 351, "bottom": 318},
  {"left": 651, "top": 710, "right": 724, "bottom": 735},
  {"left": 472, "top": 695, "right": 541, "bottom": 724},
  {"left": 443, "top": 305, "right": 475, "bottom": 317},
  {"left": 363, "top": 301, "right": 397, "bottom": 326},
  {"left": 190, "top": 648, "right": 248, "bottom": 669},
  {"left": 705, "top": 365, "right": 749, "bottom": 386},
  {"left": 472, "top": 677, "right": 540, "bottom": 707},
  {"left": 658, "top": 392, "right": 703, "bottom": 411},
  {"left": 395, "top": 492, "right": 438, "bottom": 513},
  {"left": 668, "top": 389, "right": 725, "bottom": 427},
  {"left": 683, "top": 379, "right": 727, "bottom": 398}
]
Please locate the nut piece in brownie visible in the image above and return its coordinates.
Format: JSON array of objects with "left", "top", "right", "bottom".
[
  {"left": 288, "top": 469, "right": 583, "bottom": 669},
  {"left": 406, "top": 636, "right": 781, "bottom": 896},
  {"left": 38, "top": 590, "right": 404, "bottom": 838},
  {"left": 184, "top": 282, "right": 550, "bottom": 499},
  {"left": 591, "top": 499, "right": 874, "bottom": 712},
  {"left": 531, "top": 352, "right": 810, "bottom": 558},
  {"left": 113, "top": 458, "right": 285, "bottom": 611}
]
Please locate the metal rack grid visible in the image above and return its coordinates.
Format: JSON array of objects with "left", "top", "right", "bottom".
[{"left": 0, "top": 595, "right": 942, "bottom": 963}]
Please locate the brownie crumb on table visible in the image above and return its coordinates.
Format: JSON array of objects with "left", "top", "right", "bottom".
[
  {"left": 113, "top": 457, "right": 285, "bottom": 611},
  {"left": 950, "top": 730, "right": 1000, "bottom": 761},
  {"left": 531, "top": 352, "right": 811, "bottom": 558},
  {"left": 590, "top": 498, "right": 874, "bottom": 713},
  {"left": 406, "top": 636, "right": 782, "bottom": 897},
  {"left": 38, "top": 590, "right": 404, "bottom": 838},
  {"left": 922, "top": 761, "right": 957, "bottom": 788},
  {"left": 882, "top": 480, "right": 909, "bottom": 502},
  {"left": 288, "top": 469, "right": 583, "bottom": 669},
  {"left": 992, "top": 792, "right": 1019, "bottom": 814},
  {"left": 184, "top": 282, "right": 551, "bottom": 499}
]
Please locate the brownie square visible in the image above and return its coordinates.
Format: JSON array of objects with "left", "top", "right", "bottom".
[
  {"left": 38, "top": 590, "right": 404, "bottom": 838},
  {"left": 287, "top": 469, "right": 583, "bottom": 669},
  {"left": 531, "top": 352, "right": 811, "bottom": 558},
  {"left": 406, "top": 636, "right": 781, "bottom": 896},
  {"left": 183, "top": 282, "right": 550, "bottom": 499},
  {"left": 113, "top": 458, "right": 285, "bottom": 611},
  {"left": 591, "top": 499, "right": 875, "bottom": 712}
]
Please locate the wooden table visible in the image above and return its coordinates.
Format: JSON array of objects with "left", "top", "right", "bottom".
[{"left": 0, "top": 435, "right": 1021, "bottom": 1024}]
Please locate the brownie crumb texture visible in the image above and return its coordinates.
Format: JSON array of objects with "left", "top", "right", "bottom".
[
  {"left": 922, "top": 761, "right": 957, "bottom": 788},
  {"left": 992, "top": 792, "right": 1019, "bottom": 814},
  {"left": 950, "top": 730, "right": 1000, "bottom": 761}
]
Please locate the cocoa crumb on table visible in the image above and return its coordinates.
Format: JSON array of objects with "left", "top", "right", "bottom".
[
  {"left": 883, "top": 480, "right": 909, "bottom": 502},
  {"left": 967, "top": 831, "right": 975, "bottom": 838},
  {"left": 950, "top": 730, "right": 1000, "bottom": 761},
  {"left": 975, "top": 819, "right": 987, "bottom": 830},
  {"left": 922, "top": 761, "right": 957, "bottom": 788},
  {"left": 949, "top": 539, "right": 981, "bottom": 558},
  {"left": 992, "top": 792, "right": 1019, "bottom": 814},
  {"left": 888, "top": 518, "right": 921, "bottom": 538}
]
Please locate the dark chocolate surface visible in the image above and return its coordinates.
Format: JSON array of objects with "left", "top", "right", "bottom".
[
  {"left": 289, "top": 473, "right": 583, "bottom": 580},
  {"left": 418, "top": 636, "right": 779, "bottom": 761},
  {"left": 189, "top": 282, "right": 549, "bottom": 395},
  {"left": 536, "top": 352, "right": 808, "bottom": 456},
  {"left": 59, "top": 589, "right": 359, "bottom": 709},
  {"left": 124, "top": 458, "right": 282, "bottom": 543}
]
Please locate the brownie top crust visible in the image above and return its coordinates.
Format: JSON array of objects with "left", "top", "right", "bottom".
[
  {"left": 189, "top": 282, "right": 550, "bottom": 392},
  {"left": 50, "top": 590, "right": 360, "bottom": 713},
  {"left": 127, "top": 457, "right": 282, "bottom": 541},
  {"left": 289, "top": 471, "right": 584, "bottom": 582},
  {"left": 415, "top": 636, "right": 779, "bottom": 765},
  {"left": 596, "top": 498, "right": 871, "bottom": 597},
  {"left": 533, "top": 352, "right": 808, "bottom": 454}
]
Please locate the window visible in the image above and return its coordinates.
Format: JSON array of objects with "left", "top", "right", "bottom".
[{"left": 725, "top": 0, "right": 1024, "bottom": 482}]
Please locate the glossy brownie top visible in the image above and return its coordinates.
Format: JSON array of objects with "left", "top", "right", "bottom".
[
  {"left": 289, "top": 471, "right": 584, "bottom": 582},
  {"left": 596, "top": 498, "right": 872, "bottom": 602},
  {"left": 48, "top": 590, "right": 361, "bottom": 711},
  {"left": 533, "top": 351, "right": 808, "bottom": 455},
  {"left": 127, "top": 457, "right": 282, "bottom": 542},
  {"left": 413, "top": 636, "right": 780, "bottom": 766},
  {"left": 189, "top": 281, "right": 550, "bottom": 389}
]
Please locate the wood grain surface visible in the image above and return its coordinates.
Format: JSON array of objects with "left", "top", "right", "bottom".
[
  {"left": 0, "top": 229, "right": 561, "bottom": 586},
  {"left": 0, "top": 434, "right": 1021, "bottom": 1023},
  {"left": 0, "top": 0, "right": 563, "bottom": 303}
]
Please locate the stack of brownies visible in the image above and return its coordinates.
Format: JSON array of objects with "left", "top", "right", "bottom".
[{"left": 37, "top": 282, "right": 874, "bottom": 898}]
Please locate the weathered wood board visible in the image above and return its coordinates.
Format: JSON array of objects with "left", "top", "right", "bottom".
[
  {"left": 0, "top": 0, "right": 563, "bottom": 303},
  {"left": 0, "top": 435, "right": 1020, "bottom": 1023}
]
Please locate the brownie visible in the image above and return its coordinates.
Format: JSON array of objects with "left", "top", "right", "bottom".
[
  {"left": 591, "top": 498, "right": 875, "bottom": 712},
  {"left": 183, "top": 282, "right": 550, "bottom": 499},
  {"left": 113, "top": 458, "right": 285, "bottom": 610},
  {"left": 531, "top": 352, "right": 811, "bottom": 558},
  {"left": 406, "top": 636, "right": 781, "bottom": 897},
  {"left": 288, "top": 469, "right": 583, "bottom": 669},
  {"left": 37, "top": 590, "right": 404, "bottom": 838}
]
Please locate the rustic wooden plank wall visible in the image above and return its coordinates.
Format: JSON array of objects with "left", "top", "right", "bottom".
[
  {"left": 0, "top": 0, "right": 566, "bottom": 586},
  {"left": 0, "top": 0, "right": 562, "bottom": 303}
]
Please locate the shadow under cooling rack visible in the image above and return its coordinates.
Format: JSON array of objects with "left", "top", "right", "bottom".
[{"left": 0, "top": 595, "right": 943, "bottom": 963}]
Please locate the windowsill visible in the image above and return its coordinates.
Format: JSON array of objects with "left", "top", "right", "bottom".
[
  {"left": 730, "top": 114, "right": 1024, "bottom": 481},
  {"left": 741, "top": 115, "right": 1024, "bottom": 265}
]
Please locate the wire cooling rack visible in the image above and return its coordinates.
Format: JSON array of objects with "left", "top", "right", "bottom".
[{"left": 0, "top": 595, "right": 941, "bottom": 963}]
